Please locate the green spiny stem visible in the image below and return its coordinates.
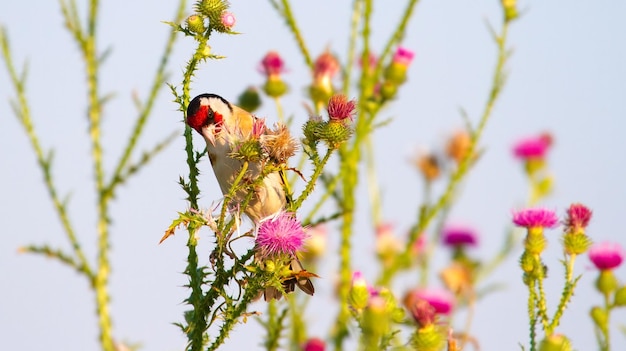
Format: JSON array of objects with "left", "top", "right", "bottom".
[
  {"left": 1, "top": 29, "right": 93, "bottom": 278},
  {"left": 293, "top": 149, "right": 333, "bottom": 210},
  {"left": 342, "top": 0, "right": 363, "bottom": 96},
  {"left": 528, "top": 279, "right": 538, "bottom": 351},
  {"left": 107, "top": 0, "right": 185, "bottom": 194},
  {"left": 277, "top": 0, "right": 313, "bottom": 68},
  {"left": 536, "top": 273, "right": 550, "bottom": 333},
  {"left": 206, "top": 286, "right": 261, "bottom": 351},
  {"left": 372, "top": 0, "right": 420, "bottom": 81},
  {"left": 548, "top": 275, "right": 581, "bottom": 335}
]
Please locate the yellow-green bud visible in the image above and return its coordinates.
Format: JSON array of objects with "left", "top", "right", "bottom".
[
  {"left": 590, "top": 306, "right": 608, "bottom": 332},
  {"left": 349, "top": 283, "right": 369, "bottom": 311},
  {"left": 501, "top": 0, "right": 518, "bottom": 22},
  {"left": 309, "top": 84, "right": 333, "bottom": 107},
  {"left": 196, "top": 0, "right": 229, "bottom": 25},
  {"left": 263, "top": 78, "right": 288, "bottom": 98},
  {"left": 186, "top": 15, "right": 206, "bottom": 34},
  {"left": 384, "top": 62, "right": 408, "bottom": 85},
  {"left": 237, "top": 87, "right": 262, "bottom": 112},
  {"left": 538, "top": 334, "right": 572, "bottom": 351},
  {"left": 562, "top": 233, "right": 592, "bottom": 255},
  {"left": 234, "top": 140, "right": 262, "bottom": 162},
  {"left": 519, "top": 251, "right": 538, "bottom": 273},
  {"left": 614, "top": 286, "right": 626, "bottom": 306},
  {"left": 410, "top": 325, "right": 446, "bottom": 351},
  {"left": 525, "top": 232, "right": 547, "bottom": 255},
  {"left": 380, "top": 81, "right": 398, "bottom": 100},
  {"left": 303, "top": 119, "right": 323, "bottom": 145},
  {"left": 596, "top": 270, "right": 619, "bottom": 296},
  {"left": 315, "top": 121, "right": 352, "bottom": 148},
  {"left": 362, "top": 296, "right": 389, "bottom": 337}
]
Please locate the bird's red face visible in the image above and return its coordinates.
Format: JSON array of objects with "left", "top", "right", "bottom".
[{"left": 186, "top": 94, "right": 230, "bottom": 134}]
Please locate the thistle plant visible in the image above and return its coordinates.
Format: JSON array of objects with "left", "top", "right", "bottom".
[{"left": 3, "top": 0, "right": 624, "bottom": 350}]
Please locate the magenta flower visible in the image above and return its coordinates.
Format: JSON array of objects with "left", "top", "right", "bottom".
[
  {"left": 512, "top": 208, "right": 559, "bottom": 229},
  {"left": 392, "top": 46, "right": 415, "bottom": 67},
  {"left": 589, "top": 242, "right": 624, "bottom": 270},
  {"left": 564, "top": 203, "right": 592, "bottom": 231},
  {"left": 327, "top": 94, "right": 356, "bottom": 122},
  {"left": 255, "top": 212, "right": 308, "bottom": 259},
  {"left": 220, "top": 12, "right": 236, "bottom": 30},
  {"left": 313, "top": 51, "right": 340, "bottom": 82},
  {"left": 512, "top": 133, "right": 552, "bottom": 159},
  {"left": 303, "top": 338, "right": 325, "bottom": 351},
  {"left": 259, "top": 51, "right": 286, "bottom": 78},
  {"left": 442, "top": 224, "right": 479, "bottom": 247},
  {"left": 410, "top": 299, "right": 437, "bottom": 328},
  {"left": 411, "top": 288, "right": 455, "bottom": 315}
]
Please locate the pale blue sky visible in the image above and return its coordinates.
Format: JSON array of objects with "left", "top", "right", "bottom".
[{"left": 1, "top": 1, "right": 625, "bottom": 350}]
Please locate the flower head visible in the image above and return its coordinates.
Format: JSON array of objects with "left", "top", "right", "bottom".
[
  {"left": 261, "top": 123, "right": 298, "bottom": 164},
  {"left": 259, "top": 51, "right": 286, "bottom": 78},
  {"left": 392, "top": 46, "right": 415, "bottom": 67},
  {"left": 255, "top": 212, "right": 308, "bottom": 259},
  {"left": 442, "top": 224, "right": 479, "bottom": 248},
  {"left": 303, "top": 338, "right": 325, "bottom": 351},
  {"left": 414, "top": 152, "right": 441, "bottom": 182},
  {"left": 407, "top": 288, "right": 455, "bottom": 315},
  {"left": 446, "top": 129, "right": 472, "bottom": 163},
  {"left": 327, "top": 94, "right": 356, "bottom": 122},
  {"left": 220, "top": 11, "right": 236, "bottom": 30},
  {"left": 313, "top": 50, "right": 340, "bottom": 82},
  {"left": 564, "top": 203, "right": 592, "bottom": 233},
  {"left": 410, "top": 299, "right": 437, "bottom": 328},
  {"left": 589, "top": 242, "right": 624, "bottom": 270},
  {"left": 512, "top": 133, "right": 552, "bottom": 160},
  {"left": 512, "top": 208, "right": 559, "bottom": 229}
]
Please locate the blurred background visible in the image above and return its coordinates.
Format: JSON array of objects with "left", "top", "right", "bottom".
[{"left": 1, "top": 1, "right": 625, "bottom": 350}]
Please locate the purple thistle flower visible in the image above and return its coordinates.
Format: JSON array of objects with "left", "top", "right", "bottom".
[
  {"left": 512, "top": 133, "right": 552, "bottom": 159},
  {"left": 255, "top": 212, "right": 308, "bottom": 259},
  {"left": 442, "top": 224, "right": 479, "bottom": 247},
  {"left": 589, "top": 242, "right": 624, "bottom": 270},
  {"left": 327, "top": 94, "right": 356, "bottom": 122},
  {"left": 392, "top": 46, "right": 415, "bottom": 67},
  {"left": 303, "top": 338, "right": 325, "bottom": 351},
  {"left": 411, "top": 288, "right": 455, "bottom": 315},
  {"left": 259, "top": 51, "right": 286, "bottom": 78},
  {"left": 512, "top": 208, "right": 559, "bottom": 229},
  {"left": 564, "top": 203, "right": 592, "bottom": 231}
]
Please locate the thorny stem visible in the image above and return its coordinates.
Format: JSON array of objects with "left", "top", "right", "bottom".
[{"left": 276, "top": 0, "right": 313, "bottom": 68}]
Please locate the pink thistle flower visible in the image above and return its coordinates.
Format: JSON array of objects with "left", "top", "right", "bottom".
[
  {"left": 589, "top": 242, "right": 624, "bottom": 270},
  {"left": 313, "top": 50, "right": 340, "bottom": 82},
  {"left": 220, "top": 12, "right": 236, "bottom": 30},
  {"left": 512, "top": 133, "right": 552, "bottom": 159},
  {"left": 255, "top": 212, "right": 308, "bottom": 259},
  {"left": 411, "top": 288, "right": 455, "bottom": 315},
  {"left": 442, "top": 224, "right": 479, "bottom": 248},
  {"left": 351, "top": 271, "right": 367, "bottom": 289},
  {"left": 259, "top": 51, "right": 286, "bottom": 78},
  {"left": 392, "top": 46, "right": 415, "bottom": 67},
  {"left": 564, "top": 203, "right": 592, "bottom": 231},
  {"left": 303, "top": 338, "right": 325, "bottom": 351},
  {"left": 512, "top": 208, "right": 559, "bottom": 229},
  {"left": 410, "top": 299, "right": 437, "bottom": 328},
  {"left": 250, "top": 117, "right": 266, "bottom": 139},
  {"left": 327, "top": 94, "right": 356, "bottom": 122}
]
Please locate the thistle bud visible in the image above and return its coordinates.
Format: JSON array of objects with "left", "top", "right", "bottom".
[
  {"left": 263, "top": 78, "right": 289, "bottom": 98},
  {"left": 410, "top": 325, "right": 446, "bottom": 351},
  {"left": 538, "top": 334, "right": 572, "bottom": 351},
  {"left": 614, "top": 286, "right": 626, "bottom": 307},
  {"left": 596, "top": 270, "right": 619, "bottom": 296},
  {"left": 590, "top": 306, "right": 608, "bottom": 332},
  {"left": 186, "top": 15, "right": 206, "bottom": 34},
  {"left": 237, "top": 87, "right": 262, "bottom": 112}
]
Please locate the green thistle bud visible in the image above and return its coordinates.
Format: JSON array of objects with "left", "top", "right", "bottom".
[
  {"left": 234, "top": 140, "right": 263, "bottom": 162},
  {"left": 362, "top": 296, "right": 390, "bottom": 337},
  {"left": 349, "top": 283, "right": 369, "bottom": 311},
  {"left": 309, "top": 84, "right": 333, "bottom": 108},
  {"left": 590, "top": 306, "right": 608, "bottom": 332},
  {"left": 538, "top": 334, "right": 572, "bottom": 351},
  {"left": 410, "top": 325, "right": 446, "bottom": 351},
  {"left": 384, "top": 62, "right": 408, "bottom": 85},
  {"left": 315, "top": 121, "right": 352, "bottom": 148},
  {"left": 596, "top": 270, "right": 619, "bottom": 296},
  {"left": 186, "top": 15, "right": 206, "bottom": 34},
  {"left": 196, "top": 0, "right": 229, "bottom": 26},
  {"left": 519, "top": 251, "right": 538, "bottom": 273},
  {"left": 303, "top": 119, "right": 323, "bottom": 145},
  {"left": 525, "top": 232, "right": 547, "bottom": 255},
  {"left": 501, "top": 0, "right": 519, "bottom": 22},
  {"left": 237, "top": 87, "right": 262, "bottom": 112},
  {"left": 380, "top": 81, "right": 398, "bottom": 100},
  {"left": 562, "top": 232, "right": 592, "bottom": 255},
  {"left": 263, "top": 77, "right": 289, "bottom": 98},
  {"left": 614, "top": 286, "right": 626, "bottom": 306}
]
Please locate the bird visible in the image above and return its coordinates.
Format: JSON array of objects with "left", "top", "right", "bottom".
[{"left": 185, "top": 93, "right": 315, "bottom": 300}]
